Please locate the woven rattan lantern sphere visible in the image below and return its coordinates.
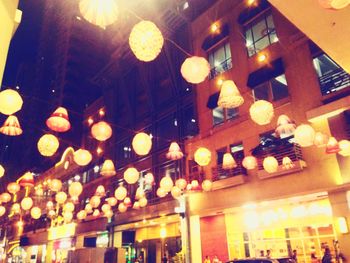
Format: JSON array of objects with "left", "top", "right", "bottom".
[
  {"left": 21, "top": 197, "right": 33, "bottom": 211},
  {"left": 202, "top": 179, "right": 213, "bottom": 192},
  {"left": 30, "top": 207, "right": 42, "bottom": 220},
  {"left": 69, "top": 182, "right": 83, "bottom": 199},
  {"left": 79, "top": 0, "right": 118, "bottom": 28},
  {"left": 160, "top": 176, "right": 174, "bottom": 192},
  {"left": 157, "top": 188, "right": 167, "bottom": 198},
  {"left": 249, "top": 100, "right": 274, "bottom": 125},
  {"left": 129, "top": 20, "right": 164, "bottom": 62},
  {"left": 63, "top": 202, "right": 75, "bottom": 212},
  {"left": 118, "top": 203, "right": 127, "bottom": 213},
  {"left": 139, "top": 197, "right": 148, "bottom": 208},
  {"left": 0, "top": 115, "right": 23, "bottom": 136},
  {"left": 101, "top": 204, "right": 111, "bottom": 213},
  {"left": 194, "top": 147, "right": 211, "bottom": 166},
  {"left": 115, "top": 185, "right": 127, "bottom": 201},
  {"left": 46, "top": 107, "right": 71, "bottom": 132},
  {"left": 100, "top": 159, "right": 116, "bottom": 177},
  {"left": 144, "top": 172, "right": 154, "bottom": 185},
  {"left": 91, "top": 121, "right": 112, "bottom": 141},
  {"left": 0, "top": 193, "right": 11, "bottom": 203},
  {"left": 171, "top": 186, "right": 182, "bottom": 198},
  {"left": 55, "top": 192, "right": 67, "bottom": 204},
  {"left": 37, "top": 134, "right": 59, "bottom": 157},
  {"left": 275, "top": 115, "right": 296, "bottom": 138},
  {"left": 0, "top": 89, "right": 23, "bottom": 115},
  {"left": 294, "top": 124, "right": 316, "bottom": 147},
  {"left": 166, "top": 142, "right": 184, "bottom": 160},
  {"left": 263, "top": 156, "right": 279, "bottom": 173},
  {"left": 90, "top": 196, "right": 101, "bottom": 208},
  {"left": 0, "top": 206, "right": 5, "bottom": 217},
  {"left": 242, "top": 156, "right": 257, "bottom": 170},
  {"left": 74, "top": 149, "right": 92, "bottom": 166},
  {"left": 132, "top": 132, "right": 152, "bottom": 156},
  {"left": 218, "top": 80, "right": 244, "bottom": 108},
  {"left": 107, "top": 197, "right": 118, "bottom": 207},
  {"left": 181, "top": 56, "right": 210, "bottom": 84},
  {"left": 222, "top": 153, "right": 237, "bottom": 170},
  {"left": 77, "top": 210, "right": 87, "bottom": 220},
  {"left": 124, "top": 167, "right": 140, "bottom": 184},
  {"left": 7, "top": 182, "right": 20, "bottom": 195},
  {"left": 50, "top": 179, "right": 62, "bottom": 192},
  {"left": 175, "top": 178, "right": 187, "bottom": 190}
]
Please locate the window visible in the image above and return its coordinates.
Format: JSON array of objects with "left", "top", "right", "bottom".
[
  {"left": 313, "top": 54, "right": 350, "bottom": 95},
  {"left": 208, "top": 42, "right": 232, "bottom": 79},
  {"left": 253, "top": 74, "right": 288, "bottom": 102},
  {"left": 245, "top": 13, "right": 278, "bottom": 57},
  {"left": 212, "top": 107, "right": 239, "bottom": 126}
]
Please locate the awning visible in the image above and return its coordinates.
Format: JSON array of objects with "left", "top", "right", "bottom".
[
  {"left": 201, "top": 24, "right": 230, "bottom": 51},
  {"left": 206, "top": 92, "right": 220, "bottom": 109},
  {"left": 238, "top": 0, "right": 270, "bottom": 25},
  {"left": 247, "top": 58, "right": 285, "bottom": 88}
]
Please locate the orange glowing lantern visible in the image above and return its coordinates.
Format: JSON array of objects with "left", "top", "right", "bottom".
[
  {"left": 105, "top": 209, "right": 113, "bottom": 218},
  {"left": 135, "top": 187, "right": 145, "bottom": 200},
  {"left": 30, "top": 207, "right": 42, "bottom": 219},
  {"left": 222, "top": 153, "right": 237, "bottom": 170},
  {"left": 91, "top": 121, "right": 112, "bottom": 141},
  {"left": 95, "top": 185, "right": 106, "bottom": 197},
  {"left": 85, "top": 204, "right": 93, "bottom": 214},
  {"left": 0, "top": 115, "right": 23, "bottom": 136},
  {"left": 124, "top": 197, "right": 132, "bottom": 206},
  {"left": 181, "top": 56, "right": 210, "bottom": 84},
  {"left": 171, "top": 186, "right": 182, "bottom": 198},
  {"left": 18, "top": 172, "right": 35, "bottom": 188},
  {"left": 92, "top": 209, "right": 100, "bottom": 217},
  {"left": 77, "top": 210, "right": 87, "bottom": 220},
  {"left": 46, "top": 107, "right": 71, "bottom": 132},
  {"left": 242, "top": 155, "right": 257, "bottom": 170},
  {"left": 314, "top": 132, "right": 329, "bottom": 147},
  {"left": 282, "top": 156, "right": 295, "bottom": 170},
  {"left": 194, "top": 147, "right": 211, "bottom": 166},
  {"left": 0, "top": 206, "right": 6, "bottom": 217},
  {"left": 166, "top": 142, "right": 184, "bottom": 160},
  {"left": 249, "top": 100, "right": 274, "bottom": 125},
  {"left": 55, "top": 192, "right": 67, "bottom": 204},
  {"left": 0, "top": 165, "right": 4, "bottom": 178},
  {"left": 79, "top": 0, "right": 119, "bottom": 28},
  {"left": 101, "top": 204, "right": 111, "bottom": 213},
  {"left": 37, "top": 134, "right": 59, "bottom": 157},
  {"left": 0, "top": 193, "right": 11, "bottom": 203},
  {"left": 263, "top": 156, "right": 279, "bottom": 173},
  {"left": 339, "top": 140, "right": 350, "bottom": 157},
  {"left": 49, "top": 179, "right": 62, "bottom": 192},
  {"left": 133, "top": 201, "right": 140, "bottom": 210},
  {"left": 7, "top": 182, "right": 20, "bottom": 195},
  {"left": 326, "top": 137, "right": 340, "bottom": 154},
  {"left": 144, "top": 172, "right": 154, "bottom": 184},
  {"left": 69, "top": 182, "right": 83, "bottom": 199},
  {"left": 132, "top": 132, "right": 152, "bottom": 156},
  {"left": 74, "top": 149, "right": 92, "bottom": 166},
  {"left": 21, "top": 197, "right": 33, "bottom": 211},
  {"left": 124, "top": 167, "right": 140, "bottom": 184},
  {"left": 139, "top": 197, "right": 148, "bottom": 208},
  {"left": 202, "top": 179, "right": 213, "bottom": 192},
  {"left": 100, "top": 159, "right": 116, "bottom": 177},
  {"left": 11, "top": 203, "right": 20, "bottom": 214},
  {"left": 118, "top": 203, "right": 127, "bottom": 213},
  {"left": 107, "top": 197, "right": 118, "bottom": 207},
  {"left": 191, "top": 180, "right": 200, "bottom": 190},
  {"left": 294, "top": 124, "right": 316, "bottom": 147},
  {"left": 90, "top": 196, "right": 101, "bottom": 208},
  {"left": 157, "top": 188, "right": 167, "bottom": 198},
  {"left": 0, "top": 89, "right": 23, "bottom": 115},
  {"left": 218, "top": 80, "right": 244, "bottom": 108},
  {"left": 115, "top": 185, "right": 127, "bottom": 201},
  {"left": 175, "top": 178, "right": 187, "bottom": 190},
  {"left": 275, "top": 115, "right": 296, "bottom": 138},
  {"left": 160, "top": 176, "right": 174, "bottom": 192}
]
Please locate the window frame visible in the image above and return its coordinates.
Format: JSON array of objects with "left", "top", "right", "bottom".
[
  {"left": 212, "top": 106, "right": 239, "bottom": 127},
  {"left": 207, "top": 40, "right": 233, "bottom": 79},
  {"left": 252, "top": 74, "right": 289, "bottom": 102}
]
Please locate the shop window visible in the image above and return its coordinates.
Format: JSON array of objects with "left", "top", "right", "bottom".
[
  {"left": 245, "top": 12, "right": 278, "bottom": 57},
  {"left": 208, "top": 42, "right": 232, "bottom": 79},
  {"left": 253, "top": 74, "right": 288, "bottom": 102},
  {"left": 313, "top": 54, "right": 350, "bottom": 95},
  {"left": 212, "top": 107, "right": 239, "bottom": 126}
]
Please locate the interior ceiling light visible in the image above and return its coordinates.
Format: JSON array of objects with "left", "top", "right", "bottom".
[{"left": 79, "top": 0, "right": 118, "bottom": 28}]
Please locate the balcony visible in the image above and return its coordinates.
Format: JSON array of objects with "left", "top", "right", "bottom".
[
  {"left": 319, "top": 68, "right": 350, "bottom": 96},
  {"left": 209, "top": 57, "right": 232, "bottom": 79},
  {"left": 211, "top": 163, "right": 247, "bottom": 190}
]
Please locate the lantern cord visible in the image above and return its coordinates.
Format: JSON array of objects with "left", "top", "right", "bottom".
[
  {"left": 165, "top": 38, "right": 192, "bottom": 57},
  {"left": 125, "top": 8, "right": 144, "bottom": 22}
]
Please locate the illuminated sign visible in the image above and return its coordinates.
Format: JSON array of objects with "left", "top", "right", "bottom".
[{"left": 48, "top": 223, "right": 76, "bottom": 240}]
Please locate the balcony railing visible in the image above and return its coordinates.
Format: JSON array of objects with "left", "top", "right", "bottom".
[
  {"left": 211, "top": 163, "right": 247, "bottom": 182},
  {"left": 209, "top": 57, "right": 233, "bottom": 79},
  {"left": 319, "top": 68, "right": 350, "bottom": 96}
]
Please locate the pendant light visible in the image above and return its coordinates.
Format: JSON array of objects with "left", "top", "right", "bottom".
[
  {"left": 166, "top": 142, "right": 184, "bottom": 160},
  {"left": 249, "top": 100, "right": 274, "bottom": 125},
  {"left": 79, "top": 0, "right": 118, "bottom": 28},
  {"left": 181, "top": 56, "right": 210, "bottom": 84},
  {"left": 218, "top": 80, "right": 244, "bottom": 108},
  {"left": 46, "top": 107, "right": 71, "bottom": 132},
  {"left": 0, "top": 89, "right": 23, "bottom": 115},
  {"left": 0, "top": 115, "right": 23, "bottom": 136}
]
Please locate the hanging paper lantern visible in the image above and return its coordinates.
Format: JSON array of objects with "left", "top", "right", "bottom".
[
  {"left": 249, "top": 100, "right": 274, "bottom": 125},
  {"left": 49, "top": 179, "right": 62, "bottom": 192},
  {"left": 263, "top": 156, "right": 279, "bottom": 173},
  {"left": 105, "top": 209, "right": 114, "bottom": 218},
  {"left": 118, "top": 203, "right": 127, "bottom": 213},
  {"left": 218, "top": 80, "right": 244, "bottom": 108},
  {"left": 93, "top": 209, "right": 100, "bottom": 217},
  {"left": 133, "top": 201, "right": 140, "bottom": 210},
  {"left": 135, "top": 187, "right": 145, "bottom": 200},
  {"left": 30, "top": 207, "right": 41, "bottom": 220},
  {"left": 79, "top": 0, "right": 118, "bottom": 28},
  {"left": 101, "top": 204, "right": 111, "bottom": 213},
  {"left": 0, "top": 206, "right": 6, "bottom": 217},
  {"left": 37, "top": 134, "right": 59, "bottom": 157},
  {"left": 77, "top": 210, "right": 87, "bottom": 220},
  {"left": 91, "top": 121, "right": 112, "bottom": 141},
  {"left": 63, "top": 211, "right": 73, "bottom": 222},
  {"left": 46, "top": 201, "right": 54, "bottom": 210},
  {"left": 294, "top": 124, "right": 316, "bottom": 147},
  {"left": 166, "top": 142, "right": 184, "bottom": 160},
  {"left": 0, "top": 165, "right": 5, "bottom": 178},
  {"left": 46, "top": 107, "right": 71, "bottom": 132},
  {"left": 222, "top": 153, "right": 237, "bottom": 170},
  {"left": 7, "top": 182, "right": 20, "bottom": 195},
  {"left": 55, "top": 192, "right": 67, "bottom": 204},
  {"left": 115, "top": 185, "right": 127, "bottom": 201},
  {"left": 191, "top": 180, "right": 200, "bottom": 190},
  {"left": 202, "top": 180, "right": 213, "bottom": 192},
  {"left": 35, "top": 187, "right": 44, "bottom": 196},
  {"left": 124, "top": 197, "right": 132, "bottom": 207},
  {"left": 100, "top": 159, "right": 116, "bottom": 177},
  {"left": 275, "top": 115, "right": 296, "bottom": 138},
  {"left": 63, "top": 202, "right": 75, "bottom": 212},
  {"left": 0, "top": 115, "right": 23, "bottom": 136},
  {"left": 18, "top": 172, "right": 35, "bottom": 188},
  {"left": 107, "top": 197, "right": 118, "bottom": 207},
  {"left": 339, "top": 140, "right": 350, "bottom": 156},
  {"left": 144, "top": 172, "right": 155, "bottom": 184},
  {"left": 194, "top": 147, "right": 212, "bottom": 166},
  {"left": 21, "top": 197, "right": 33, "bottom": 211},
  {"left": 160, "top": 176, "right": 174, "bottom": 192},
  {"left": 48, "top": 210, "right": 56, "bottom": 218},
  {"left": 242, "top": 156, "right": 257, "bottom": 170},
  {"left": 85, "top": 203, "right": 93, "bottom": 214},
  {"left": 74, "top": 149, "right": 92, "bottom": 166},
  {"left": 181, "top": 56, "right": 210, "bottom": 84},
  {"left": 0, "top": 193, "right": 11, "bottom": 203},
  {"left": 124, "top": 167, "right": 140, "bottom": 184},
  {"left": 175, "top": 178, "right": 187, "bottom": 190},
  {"left": 12, "top": 203, "right": 21, "bottom": 214},
  {"left": 157, "top": 188, "right": 167, "bottom": 198},
  {"left": 139, "top": 197, "right": 148, "bottom": 208},
  {"left": 0, "top": 89, "right": 23, "bottom": 115},
  {"left": 319, "top": 0, "right": 350, "bottom": 9},
  {"left": 90, "top": 196, "right": 101, "bottom": 208},
  {"left": 170, "top": 186, "right": 182, "bottom": 198},
  {"left": 132, "top": 132, "right": 152, "bottom": 156},
  {"left": 129, "top": 20, "right": 164, "bottom": 62},
  {"left": 326, "top": 137, "right": 340, "bottom": 154},
  {"left": 314, "top": 132, "right": 329, "bottom": 147},
  {"left": 69, "top": 182, "right": 83, "bottom": 198},
  {"left": 95, "top": 185, "right": 106, "bottom": 197},
  {"left": 282, "top": 157, "right": 295, "bottom": 170}
]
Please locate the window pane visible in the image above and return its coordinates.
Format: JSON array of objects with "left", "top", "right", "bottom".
[
  {"left": 271, "top": 74, "right": 289, "bottom": 101},
  {"left": 266, "top": 14, "right": 275, "bottom": 32},
  {"left": 252, "top": 19, "right": 267, "bottom": 41},
  {"left": 254, "top": 36, "right": 270, "bottom": 53},
  {"left": 253, "top": 83, "right": 270, "bottom": 101},
  {"left": 225, "top": 42, "right": 232, "bottom": 60},
  {"left": 216, "top": 147, "right": 226, "bottom": 164},
  {"left": 208, "top": 42, "right": 232, "bottom": 75},
  {"left": 227, "top": 108, "right": 239, "bottom": 120},
  {"left": 313, "top": 54, "right": 340, "bottom": 77},
  {"left": 213, "top": 107, "right": 224, "bottom": 125}
]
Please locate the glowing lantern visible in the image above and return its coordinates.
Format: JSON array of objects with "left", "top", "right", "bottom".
[
  {"left": 0, "top": 206, "right": 6, "bottom": 217},
  {"left": 69, "top": 182, "right": 83, "bottom": 198},
  {"left": 90, "top": 196, "right": 101, "bottom": 208},
  {"left": 0, "top": 115, "right": 22, "bottom": 136},
  {"left": 144, "top": 173, "right": 154, "bottom": 184},
  {"left": 118, "top": 203, "right": 127, "bottom": 213},
  {"left": 101, "top": 204, "right": 111, "bottom": 213},
  {"left": 7, "top": 182, "right": 20, "bottom": 195},
  {"left": 222, "top": 153, "right": 237, "bottom": 170},
  {"left": 166, "top": 142, "right": 183, "bottom": 160},
  {"left": 77, "top": 210, "right": 87, "bottom": 220},
  {"left": 115, "top": 185, "right": 127, "bottom": 201},
  {"left": 124, "top": 167, "right": 139, "bottom": 184},
  {"left": 91, "top": 121, "right": 112, "bottom": 141},
  {"left": 124, "top": 197, "right": 132, "bottom": 206},
  {"left": 0, "top": 165, "right": 5, "bottom": 178},
  {"left": 56, "top": 192, "right": 67, "bottom": 204},
  {"left": 133, "top": 201, "right": 140, "bottom": 210},
  {"left": 294, "top": 124, "right": 315, "bottom": 147},
  {"left": 181, "top": 56, "right": 210, "bottom": 84},
  {"left": 194, "top": 147, "right": 212, "bottom": 166},
  {"left": 249, "top": 100, "right": 274, "bottom": 125},
  {"left": 157, "top": 188, "right": 167, "bottom": 198},
  {"left": 63, "top": 202, "right": 75, "bottom": 212},
  {"left": 12, "top": 203, "right": 20, "bottom": 214},
  {"left": 63, "top": 211, "right": 73, "bottom": 222},
  {"left": 160, "top": 176, "right": 174, "bottom": 192},
  {"left": 79, "top": 0, "right": 118, "bottom": 28},
  {"left": 105, "top": 210, "right": 113, "bottom": 218},
  {"left": 46, "top": 107, "right": 71, "bottom": 132},
  {"left": 49, "top": 179, "right": 62, "bottom": 192},
  {"left": 202, "top": 180, "right": 213, "bottom": 192},
  {"left": 129, "top": 20, "right": 164, "bottom": 62},
  {"left": 135, "top": 187, "right": 145, "bottom": 200},
  {"left": 21, "top": 197, "right": 33, "bottom": 211},
  {"left": 48, "top": 210, "right": 56, "bottom": 218},
  {"left": 263, "top": 156, "right": 279, "bottom": 173},
  {"left": 85, "top": 204, "right": 93, "bottom": 214},
  {"left": 0, "top": 193, "right": 11, "bottom": 203},
  {"left": 100, "top": 159, "right": 116, "bottom": 177},
  {"left": 242, "top": 156, "right": 257, "bottom": 170},
  {"left": 95, "top": 185, "right": 106, "bottom": 197},
  {"left": 191, "top": 180, "right": 200, "bottom": 190},
  {"left": 74, "top": 149, "right": 92, "bottom": 166},
  {"left": 339, "top": 140, "right": 350, "bottom": 156},
  {"left": 132, "top": 132, "right": 152, "bottom": 156},
  {"left": 326, "top": 137, "right": 340, "bottom": 154},
  {"left": 275, "top": 115, "right": 296, "bottom": 138},
  {"left": 218, "top": 80, "right": 244, "bottom": 108},
  {"left": 139, "top": 197, "right": 148, "bottom": 208},
  {"left": 31, "top": 207, "right": 41, "bottom": 219},
  {"left": 35, "top": 187, "right": 43, "bottom": 196},
  {"left": 18, "top": 172, "right": 34, "bottom": 188},
  {"left": 319, "top": 0, "right": 350, "bottom": 9},
  {"left": 171, "top": 186, "right": 182, "bottom": 198},
  {"left": 92, "top": 209, "right": 100, "bottom": 217},
  {"left": 0, "top": 89, "right": 23, "bottom": 115},
  {"left": 175, "top": 178, "right": 187, "bottom": 190},
  {"left": 107, "top": 197, "right": 118, "bottom": 207},
  {"left": 314, "top": 132, "right": 329, "bottom": 147},
  {"left": 282, "top": 157, "right": 295, "bottom": 170},
  {"left": 37, "top": 134, "right": 59, "bottom": 157},
  {"left": 46, "top": 201, "right": 54, "bottom": 210}
]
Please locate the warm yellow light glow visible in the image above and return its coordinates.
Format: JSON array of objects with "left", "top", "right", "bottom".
[
  {"left": 337, "top": 217, "right": 349, "bottom": 233},
  {"left": 294, "top": 124, "right": 316, "bottom": 147},
  {"left": 160, "top": 176, "right": 174, "bottom": 192},
  {"left": 263, "top": 156, "right": 279, "bottom": 173},
  {"left": 326, "top": 136, "right": 340, "bottom": 154},
  {"left": 0, "top": 206, "right": 6, "bottom": 217},
  {"left": 118, "top": 203, "right": 127, "bottom": 213},
  {"left": 247, "top": 0, "right": 256, "bottom": 6},
  {"left": 210, "top": 23, "right": 219, "bottom": 33},
  {"left": 139, "top": 197, "right": 148, "bottom": 208},
  {"left": 181, "top": 56, "right": 210, "bottom": 84},
  {"left": 166, "top": 142, "right": 184, "bottom": 160},
  {"left": 338, "top": 140, "right": 350, "bottom": 156},
  {"left": 100, "top": 159, "right": 116, "bottom": 177},
  {"left": 275, "top": 115, "right": 296, "bottom": 138},
  {"left": 90, "top": 196, "right": 101, "bottom": 208},
  {"left": 37, "top": 134, "right": 59, "bottom": 157},
  {"left": 222, "top": 152, "right": 237, "bottom": 170},
  {"left": 319, "top": 0, "right": 350, "bottom": 9},
  {"left": 157, "top": 188, "right": 167, "bottom": 198},
  {"left": 30, "top": 207, "right": 41, "bottom": 219},
  {"left": 175, "top": 178, "right": 187, "bottom": 190},
  {"left": 0, "top": 115, "right": 23, "bottom": 136},
  {"left": 7, "top": 182, "right": 20, "bottom": 194},
  {"left": 218, "top": 80, "right": 244, "bottom": 109},
  {"left": 97, "top": 147, "right": 103, "bottom": 155},
  {"left": 132, "top": 132, "right": 152, "bottom": 156},
  {"left": 95, "top": 185, "right": 106, "bottom": 197},
  {"left": 170, "top": 186, "right": 182, "bottom": 198},
  {"left": 0, "top": 193, "right": 11, "bottom": 203},
  {"left": 242, "top": 156, "right": 258, "bottom": 170},
  {"left": 194, "top": 147, "right": 212, "bottom": 166},
  {"left": 99, "top": 108, "right": 105, "bottom": 117},
  {"left": 160, "top": 227, "right": 167, "bottom": 239},
  {"left": 0, "top": 89, "right": 23, "bottom": 115},
  {"left": 49, "top": 179, "right": 62, "bottom": 192},
  {"left": 129, "top": 20, "right": 164, "bottom": 62},
  {"left": 282, "top": 156, "right": 295, "bottom": 170},
  {"left": 68, "top": 182, "right": 83, "bottom": 198},
  {"left": 115, "top": 184, "right": 127, "bottom": 201},
  {"left": 144, "top": 172, "right": 155, "bottom": 184},
  {"left": 88, "top": 117, "right": 94, "bottom": 125},
  {"left": 20, "top": 197, "right": 33, "bottom": 211},
  {"left": 77, "top": 210, "right": 87, "bottom": 220},
  {"left": 257, "top": 53, "right": 267, "bottom": 62},
  {"left": 79, "top": 0, "right": 118, "bottom": 28},
  {"left": 74, "top": 148, "right": 92, "bottom": 166},
  {"left": 314, "top": 132, "right": 329, "bottom": 147},
  {"left": 46, "top": 107, "right": 71, "bottom": 132},
  {"left": 91, "top": 121, "right": 112, "bottom": 141},
  {"left": 55, "top": 191, "right": 67, "bottom": 204},
  {"left": 202, "top": 179, "right": 213, "bottom": 192},
  {"left": 217, "top": 78, "right": 224, "bottom": 86},
  {"left": 0, "top": 165, "right": 5, "bottom": 178},
  {"left": 107, "top": 197, "right": 118, "bottom": 207},
  {"left": 124, "top": 167, "right": 140, "bottom": 184},
  {"left": 249, "top": 100, "right": 274, "bottom": 125}
]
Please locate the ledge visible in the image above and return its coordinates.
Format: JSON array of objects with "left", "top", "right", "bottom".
[
  {"left": 212, "top": 174, "right": 246, "bottom": 190},
  {"left": 257, "top": 160, "right": 306, "bottom": 180}
]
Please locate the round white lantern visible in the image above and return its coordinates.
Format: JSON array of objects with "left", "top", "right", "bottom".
[
  {"left": 249, "top": 100, "right": 274, "bottom": 125},
  {"left": 21, "top": 197, "right": 33, "bottom": 211},
  {"left": 92, "top": 209, "right": 100, "bottom": 217},
  {"left": 63, "top": 211, "right": 73, "bottom": 222},
  {"left": 107, "top": 197, "right": 118, "bottom": 207},
  {"left": 69, "top": 182, "right": 83, "bottom": 198},
  {"left": 202, "top": 180, "right": 213, "bottom": 192},
  {"left": 218, "top": 80, "right": 244, "bottom": 108},
  {"left": 160, "top": 176, "right": 174, "bottom": 192},
  {"left": 74, "top": 149, "right": 92, "bottom": 166},
  {"left": 37, "top": 134, "right": 59, "bottom": 157},
  {"left": 139, "top": 197, "right": 148, "bottom": 208},
  {"left": 79, "top": 0, "right": 119, "bottom": 28},
  {"left": 118, "top": 203, "right": 127, "bottom": 213},
  {"left": 181, "top": 56, "right": 210, "bottom": 84},
  {"left": 50, "top": 179, "right": 62, "bottom": 192},
  {"left": 55, "top": 192, "right": 67, "bottom": 204},
  {"left": 157, "top": 188, "right": 167, "bottom": 198},
  {"left": 242, "top": 156, "right": 257, "bottom": 170},
  {"left": 124, "top": 167, "right": 140, "bottom": 184},
  {"left": 63, "top": 202, "right": 75, "bottom": 212},
  {"left": 171, "top": 186, "right": 182, "bottom": 198},
  {"left": 115, "top": 185, "right": 127, "bottom": 200},
  {"left": 0, "top": 89, "right": 23, "bottom": 115},
  {"left": 175, "top": 178, "right": 187, "bottom": 190},
  {"left": 263, "top": 156, "right": 279, "bottom": 173},
  {"left": 194, "top": 147, "right": 211, "bottom": 166},
  {"left": 90, "top": 195, "right": 101, "bottom": 208},
  {"left": 31, "top": 207, "right": 41, "bottom": 219},
  {"left": 294, "top": 124, "right": 316, "bottom": 147},
  {"left": 132, "top": 132, "right": 152, "bottom": 156},
  {"left": 101, "top": 204, "right": 111, "bottom": 213},
  {"left": 339, "top": 140, "right": 350, "bottom": 156},
  {"left": 77, "top": 210, "right": 87, "bottom": 220}
]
